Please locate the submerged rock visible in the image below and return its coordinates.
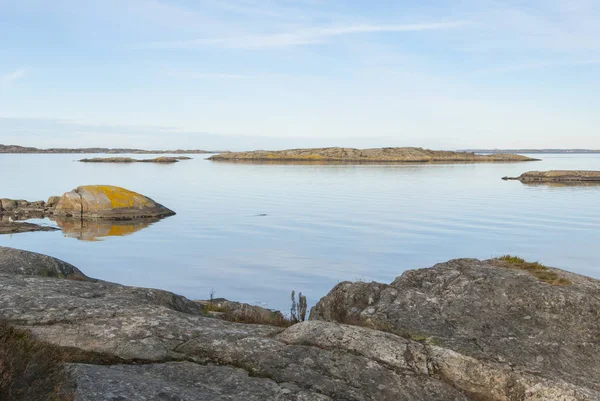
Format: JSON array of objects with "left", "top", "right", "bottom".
[
  {"left": 53, "top": 185, "right": 175, "bottom": 219},
  {"left": 503, "top": 170, "right": 600, "bottom": 182},
  {"left": 0, "top": 247, "right": 598, "bottom": 400}
]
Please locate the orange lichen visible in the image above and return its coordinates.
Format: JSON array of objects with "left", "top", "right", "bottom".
[{"left": 79, "top": 186, "right": 153, "bottom": 209}]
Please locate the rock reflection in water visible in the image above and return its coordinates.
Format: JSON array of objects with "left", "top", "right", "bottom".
[{"left": 52, "top": 217, "right": 161, "bottom": 241}]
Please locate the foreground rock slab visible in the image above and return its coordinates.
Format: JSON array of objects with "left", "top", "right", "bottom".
[
  {"left": 1, "top": 247, "right": 598, "bottom": 400},
  {"left": 503, "top": 170, "right": 600, "bottom": 182},
  {"left": 209, "top": 147, "right": 538, "bottom": 163}
]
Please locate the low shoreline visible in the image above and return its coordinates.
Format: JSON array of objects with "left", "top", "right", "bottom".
[{"left": 0, "top": 144, "right": 228, "bottom": 154}]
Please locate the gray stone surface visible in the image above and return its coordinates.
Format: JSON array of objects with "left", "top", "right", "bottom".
[
  {"left": 1, "top": 247, "right": 598, "bottom": 400},
  {"left": 311, "top": 258, "right": 600, "bottom": 397},
  {"left": 71, "top": 362, "right": 330, "bottom": 401},
  {"left": 0, "top": 246, "right": 88, "bottom": 278}
]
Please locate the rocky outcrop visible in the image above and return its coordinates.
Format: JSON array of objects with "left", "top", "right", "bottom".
[
  {"left": 0, "top": 198, "right": 51, "bottom": 217},
  {"left": 1, "top": 247, "right": 598, "bottom": 400},
  {"left": 79, "top": 156, "right": 191, "bottom": 163},
  {"left": 52, "top": 185, "right": 175, "bottom": 219},
  {"left": 1, "top": 186, "right": 175, "bottom": 235},
  {"left": 503, "top": 170, "right": 600, "bottom": 182},
  {"left": 0, "top": 247, "right": 88, "bottom": 279},
  {"left": 209, "top": 147, "right": 538, "bottom": 163},
  {"left": 311, "top": 258, "right": 600, "bottom": 399}
]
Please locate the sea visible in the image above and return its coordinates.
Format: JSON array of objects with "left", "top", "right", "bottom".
[{"left": 1, "top": 153, "right": 599, "bottom": 311}]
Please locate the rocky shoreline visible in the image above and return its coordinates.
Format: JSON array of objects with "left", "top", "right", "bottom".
[
  {"left": 0, "top": 186, "right": 175, "bottom": 237},
  {"left": 209, "top": 147, "right": 538, "bottom": 163},
  {"left": 0, "top": 247, "right": 598, "bottom": 400},
  {"left": 503, "top": 170, "right": 600, "bottom": 182}
]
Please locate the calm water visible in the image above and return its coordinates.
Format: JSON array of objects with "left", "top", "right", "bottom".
[{"left": 1, "top": 154, "right": 599, "bottom": 311}]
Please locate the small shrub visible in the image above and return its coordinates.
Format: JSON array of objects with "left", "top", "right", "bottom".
[
  {"left": 0, "top": 321, "right": 74, "bottom": 401},
  {"left": 289, "top": 291, "right": 308, "bottom": 324}
]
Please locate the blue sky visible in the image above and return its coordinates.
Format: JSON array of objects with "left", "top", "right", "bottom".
[{"left": 1, "top": 0, "right": 599, "bottom": 150}]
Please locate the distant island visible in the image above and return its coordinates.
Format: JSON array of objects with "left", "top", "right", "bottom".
[
  {"left": 463, "top": 149, "right": 600, "bottom": 154},
  {"left": 79, "top": 156, "right": 191, "bottom": 163},
  {"left": 209, "top": 147, "right": 538, "bottom": 163},
  {"left": 503, "top": 170, "right": 600, "bottom": 183},
  {"left": 0, "top": 144, "right": 228, "bottom": 154}
]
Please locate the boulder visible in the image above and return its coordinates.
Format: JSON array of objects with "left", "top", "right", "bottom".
[
  {"left": 311, "top": 258, "right": 600, "bottom": 396},
  {"left": 52, "top": 185, "right": 175, "bottom": 219},
  {"left": 46, "top": 196, "right": 61, "bottom": 208},
  {"left": 0, "top": 246, "right": 88, "bottom": 279},
  {"left": 0, "top": 198, "right": 17, "bottom": 211}
]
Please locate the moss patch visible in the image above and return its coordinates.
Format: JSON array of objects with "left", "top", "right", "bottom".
[{"left": 494, "top": 255, "right": 572, "bottom": 285}]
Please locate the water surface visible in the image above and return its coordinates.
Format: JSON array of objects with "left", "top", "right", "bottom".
[{"left": 1, "top": 154, "right": 599, "bottom": 311}]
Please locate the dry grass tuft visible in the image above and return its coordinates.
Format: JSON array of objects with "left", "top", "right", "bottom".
[
  {"left": 494, "top": 255, "right": 571, "bottom": 285},
  {"left": 0, "top": 321, "right": 75, "bottom": 401}
]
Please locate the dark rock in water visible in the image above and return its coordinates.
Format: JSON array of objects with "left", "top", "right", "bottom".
[
  {"left": 0, "top": 248, "right": 598, "bottom": 400},
  {"left": 504, "top": 170, "right": 600, "bottom": 182},
  {"left": 0, "top": 220, "right": 59, "bottom": 235}
]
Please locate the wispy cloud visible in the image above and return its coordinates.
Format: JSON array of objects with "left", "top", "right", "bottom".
[
  {"left": 163, "top": 68, "right": 249, "bottom": 79},
  {"left": 140, "top": 21, "right": 467, "bottom": 49},
  {"left": 472, "top": 59, "right": 600, "bottom": 75},
  {"left": 0, "top": 68, "right": 27, "bottom": 84}
]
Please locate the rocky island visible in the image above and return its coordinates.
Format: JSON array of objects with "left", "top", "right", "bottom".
[
  {"left": 503, "top": 170, "right": 600, "bottom": 183},
  {"left": 0, "top": 248, "right": 598, "bottom": 400},
  {"left": 0, "top": 185, "right": 175, "bottom": 236},
  {"left": 209, "top": 147, "right": 538, "bottom": 163},
  {"left": 79, "top": 156, "right": 191, "bottom": 163}
]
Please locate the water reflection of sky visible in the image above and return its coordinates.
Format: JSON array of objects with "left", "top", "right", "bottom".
[{"left": 1, "top": 153, "right": 600, "bottom": 311}]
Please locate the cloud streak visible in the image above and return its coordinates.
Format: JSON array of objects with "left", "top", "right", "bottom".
[
  {"left": 140, "top": 21, "right": 467, "bottom": 49},
  {"left": 472, "top": 59, "right": 600, "bottom": 75},
  {"left": 0, "top": 68, "right": 27, "bottom": 84}
]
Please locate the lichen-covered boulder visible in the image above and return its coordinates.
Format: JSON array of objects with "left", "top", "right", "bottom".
[{"left": 53, "top": 185, "right": 175, "bottom": 219}]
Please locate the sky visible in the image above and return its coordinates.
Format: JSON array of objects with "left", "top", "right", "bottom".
[{"left": 1, "top": 0, "right": 599, "bottom": 150}]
